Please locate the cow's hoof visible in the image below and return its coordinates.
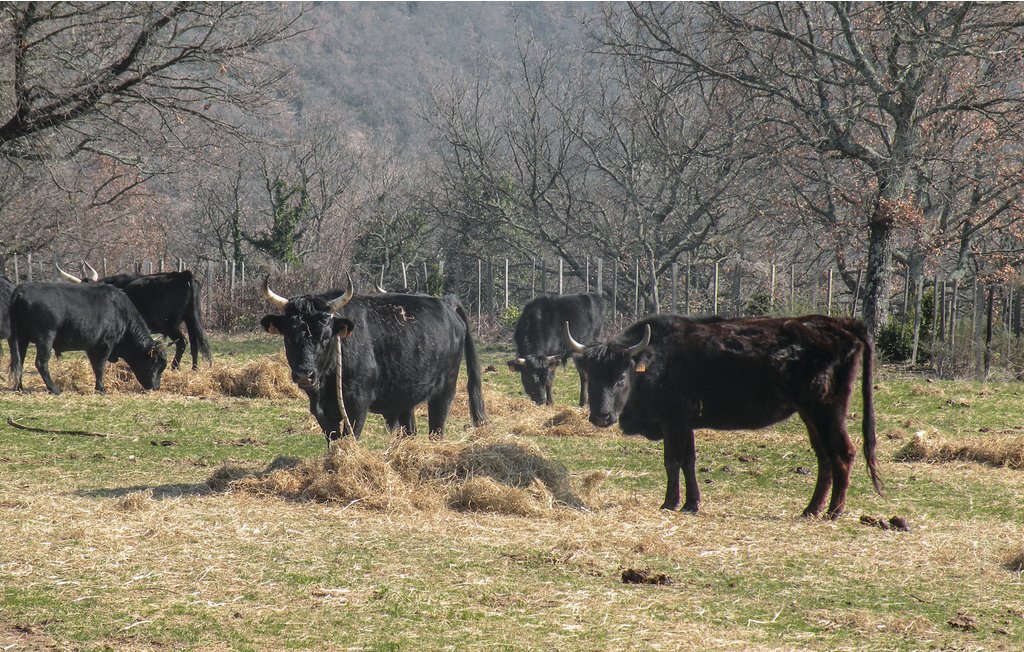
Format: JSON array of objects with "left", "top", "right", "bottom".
[
  {"left": 681, "top": 502, "right": 699, "bottom": 514},
  {"left": 660, "top": 501, "right": 679, "bottom": 511}
]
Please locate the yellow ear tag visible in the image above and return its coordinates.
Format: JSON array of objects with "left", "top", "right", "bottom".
[{"left": 635, "top": 361, "right": 647, "bottom": 374}]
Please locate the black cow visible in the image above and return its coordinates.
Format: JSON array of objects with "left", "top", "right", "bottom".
[
  {"left": 57, "top": 262, "right": 211, "bottom": 370},
  {"left": 260, "top": 277, "right": 487, "bottom": 440},
  {"left": 508, "top": 293, "right": 603, "bottom": 406},
  {"left": 0, "top": 275, "right": 14, "bottom": 359},
  {"left": 7, "top": 282, "right": 167, "bottom": 394},
  {"left": 565, "top": 314, "right": 881, "bottom": 519}
]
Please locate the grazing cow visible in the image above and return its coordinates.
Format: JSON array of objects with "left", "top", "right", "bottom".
[
  {"left": 508, "top": 293, "right": 603, "bottom": 406},
  {"left": 260, "top": 276, "right": 487, "bottom": 441},
  {"left": 7, "top": 282, "right": 167, "bottom": 394},
  {"left": 56, "top": 262, "right": 211, "bottom": 370},
  {"left": 565, "top": 314, "right": 881, "bottom": 519}
]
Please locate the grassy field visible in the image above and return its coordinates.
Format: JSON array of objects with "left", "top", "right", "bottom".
[{"left": 1, "top": 334, "right": 1024, "bottom": 651}]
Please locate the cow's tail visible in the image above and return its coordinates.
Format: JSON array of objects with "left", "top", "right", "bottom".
[
  {"left": 859, "top": 327, "right": 883, "bottom": 496},
  {"left": 7, "top": 301, "right": 23, "bottom": 389},
  {"left": 455, "top": 302, "right": 487, "bottom": 426},
  {"left": 184, "top": 273, "right": 212, "bottom": 365}
]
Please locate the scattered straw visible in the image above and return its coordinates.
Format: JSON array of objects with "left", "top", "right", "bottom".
[
  {"left": 8, "top": 354, "right": 302, "bottom": 399},
  {"left": 895, "top": 431, "right": 1024, "bottom": 469},
  {"left": 116, "top": 491, "right": 152, "bottom": 512},
  {"left": 207, "top": 433, "right": 591, "bottom": 516},
  {"left": 1003, "top": 545, "right": 1024, "bottom": 573}
]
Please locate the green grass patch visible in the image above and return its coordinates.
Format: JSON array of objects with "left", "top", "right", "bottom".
[{"left": 1, "top": 334, "right": 1023, "bottom": 650}]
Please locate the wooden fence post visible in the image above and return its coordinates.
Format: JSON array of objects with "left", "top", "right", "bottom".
[
  {"left": 596, "top": 258, "right": 603, "bottom": 296},
  {"left": 684, "top": 254, "right": 690, "bottom": 315},
  {"left": 826, "top": 268, "right": 834, "bottom": 316},
  {"left": 477, "top": 259, "right": 482, "bottom": 337},
  {"left": 671, "top": 262, "right": 679, "bottom": 314},
  {"left": 911, "top": 275, "right": 924, "bottom": 365},
  {"left": 612, "top": 261, "right": 618, "bottom": 323},
  {"left": 558, "top": 258, "right": 563, "bottom": 295},
  {"left": 26, "top": 253, "right": 32, "bottom": 281},
  {"left": 769, "top": 263, "right": 776, "bottom": 313},
  {"left": 504, "top": 258, "right": 509, "bottom": 310},
  {"left": 633, "top": 259, "right": 640, "bottom": 318},
  {"left": 713, "top": 259, "right": 720, "bottom": 315}
]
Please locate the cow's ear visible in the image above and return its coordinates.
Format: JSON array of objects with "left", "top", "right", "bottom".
[
  {"left": 261, "top": 315, "right": 283, "bottom": 336},
  {"left": 507, "top": 359, "right": 523, "bottom": 372},
  {"left": 332, "top": 317, "right": 355, "bottom": 338}
]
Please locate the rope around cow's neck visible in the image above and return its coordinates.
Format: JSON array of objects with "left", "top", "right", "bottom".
[{"left": 334, "top": 333, "right": 355, "bottom": 439}]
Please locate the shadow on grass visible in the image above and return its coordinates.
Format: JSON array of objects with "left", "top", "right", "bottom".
[{"left": 74, "top": 483, "right": 216, "bottom": 500}]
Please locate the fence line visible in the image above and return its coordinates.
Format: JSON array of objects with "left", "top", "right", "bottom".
[{"left": 4, "top": 252, "right": 1024, "bottom": 377}]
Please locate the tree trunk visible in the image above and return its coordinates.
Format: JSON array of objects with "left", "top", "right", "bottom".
[{"left": 861, "top": 207, "right": 896, "bottom": 338}]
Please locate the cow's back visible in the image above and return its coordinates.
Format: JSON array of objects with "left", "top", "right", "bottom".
[
  {"left": 11, "top": 283, "right": 132, "bottom": 350},
  {"left": 334, "top": 294, "right": 467, "bottom": 411},
  {"left": 515, "top": 293, "right": 603, "bottom": 356},
  {"left": 618, "top": 314, "right": 865, "bottom": 434}
]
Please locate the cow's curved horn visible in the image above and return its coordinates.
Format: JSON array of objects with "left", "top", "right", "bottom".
[
  {"left": 261, "top": 275, "right": 289, "bottom": 310},
  {"left": 81, "top": 261, "right": 99, "bottom": 282},
  {"left": 626, "top": 324, "right": 652, "bottom": 358},
  {"left": 55, "top": 263, "right": 82, "bottom": 283},
  {"left": 374, "top": 281, "right": 387, "bottom": 294},
  {"left": 326, "top": 273, "right": 355, "bottom": 313},
  {"left": 563, "top": 321, "right": 587, "bottom": 354}
]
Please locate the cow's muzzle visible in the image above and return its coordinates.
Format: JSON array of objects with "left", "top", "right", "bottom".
[
  {"left": 590, "top": 412, "right": 616, "bottom": 428},
  {"left": 294, "top": 371, "right": 319, "bottom": 390}
]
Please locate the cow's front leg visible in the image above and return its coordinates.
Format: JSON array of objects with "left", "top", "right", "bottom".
[
  {"left": 86, "top": 346, "right": 113, "bottom": 394},
  {"left": 679, "top": 428, "right": 701, "bottom": 513},
  {"left": 661, "top": 435, "right": 681, "bottom": 510}
]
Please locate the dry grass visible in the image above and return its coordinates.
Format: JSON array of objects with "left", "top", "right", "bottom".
[
  {"left": 8, "top": 354, "right": 303, "bottom": 399},
  {"left": 208, "top": 433, "right": 588, "bottom": 516},
  {"left": 894, "top": 430, "right": 1024, "bottom": 469},
  {"left": 1004, "top": 545, "right": 1024, "bottom": 573}
]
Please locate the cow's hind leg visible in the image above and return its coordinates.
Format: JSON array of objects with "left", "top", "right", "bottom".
[
  {"left": 170, "top": 331, "right": 186, "bottom": 371},
  {"left": 823, "top": 414, "right": 856, "bottom": 519},
  {"left": 33, "top": 336, "right": 60, "bottom": 395},
  {"left": 427, "top": 379, "right": 458, "bottom": 439},
  {"left": 383, "top": 411, "right": 416, "bottom": 437},
  {"left": 798, "top": 411, "right": 833, "bottom": 518},
  {"left": 802, "top": 408, "right": 855, "bottom": 519}
]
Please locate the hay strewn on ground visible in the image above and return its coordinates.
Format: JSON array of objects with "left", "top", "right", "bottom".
[
  {"left": 208, "top": 434, "right": 601, "bottom": 516},
  {"left": 6, "top": 354, "right": 303, "bottom": 399},
  {"left": 895, "top": 431, "right": 1024, "bottom": 469}
]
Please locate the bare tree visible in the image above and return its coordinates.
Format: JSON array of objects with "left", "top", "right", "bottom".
[
  {"left": 599, "top": 2, "right": 1024, "bottom": 334},
  {"left": 0, "top": 2, "right": 306, "bottom": 256}
]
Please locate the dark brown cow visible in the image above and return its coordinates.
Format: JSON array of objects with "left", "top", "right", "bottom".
[{"left": 566, "top": 314, "right": 882, "bottom": 519}]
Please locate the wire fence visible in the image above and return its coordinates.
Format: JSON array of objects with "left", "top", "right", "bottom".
[{"left": 3, "top": 252, "right": 1023, "bottom": 379}]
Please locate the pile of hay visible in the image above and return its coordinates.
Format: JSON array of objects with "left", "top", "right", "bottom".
[
  {"left": 7, "top": 354, "right": 302, "bottom": 399},
  {"left": 207, "top": 434, "right": 602, "bottom": 517},
  {"left": 895, "top": 431, "right": 1024, "bottom": 469}
]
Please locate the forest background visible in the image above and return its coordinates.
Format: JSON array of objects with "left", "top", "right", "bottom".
[{"left": 3, "top": 2, "right": 1024, "bottom": 367}]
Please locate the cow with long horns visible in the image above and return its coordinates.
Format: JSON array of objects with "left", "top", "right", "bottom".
[
  {"left": 507, "top": 293, "right": 603, "bottom": 406},
  {"left": 260, "top": 276, "right": 487, "bottom": 440},
  {"left": 56, "top": 262, "right": 211, "bottom": 370},
  {"left": 565, "top": 314, "right": 881, "bottom": 519}
]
